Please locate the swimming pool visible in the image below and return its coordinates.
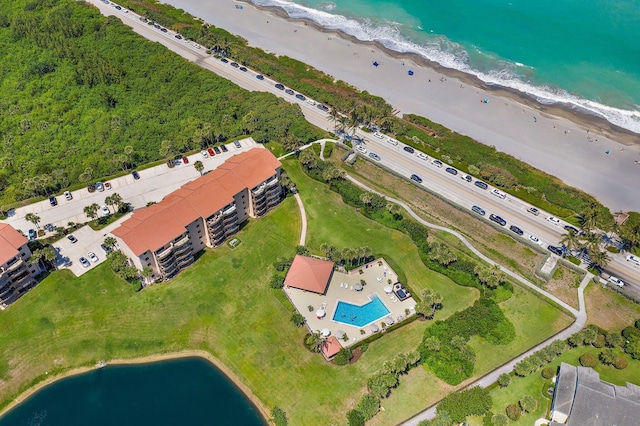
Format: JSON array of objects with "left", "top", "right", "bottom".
[{"left": 332, "top": 294, "right": 391, "bottom": 327}]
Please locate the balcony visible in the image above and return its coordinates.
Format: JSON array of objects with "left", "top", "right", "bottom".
[
  {"left": 207, "top": 212, "right": 222, "bottom": 224},
  {"left": 266, "top": 177, "right": 279, "bottom": 187},
  {"left": 224, "top": 224, "right": 240, "bottom": 235},
  {"left": 160, "top": 261, "right": 178, "bottom": 275},
  {"left": 5, "top": 258, "right": 24, "bottom": 273},
  {"left": 223, "top": 213, "right": 238, "bottom": 225},
  {"left": 252, "top": 184, "right": 266, "bottom": 196},
  {"left": 175, "top": 248, "right": 192, "bottom": 262},
  {"left": 223, "top": 205, "right": 237, "bottom": 216},
  {"left": 159, "top": 254, "right": 176, "bottom": 268},
  {"left": 176, "top": 256, "right": 194, "bottom": 269},
  {"left": 173, "top": 242, "right": 191, "bottom": 256},
  {"left": 155, "top": 246, "right": 173, "bottom": 260},
  {"left": 174, "top": 234, "right": 190, "bottom": 247}
]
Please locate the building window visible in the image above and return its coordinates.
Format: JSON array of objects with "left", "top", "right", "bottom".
[
  {"left": 21, "top": 252, "right": 26, "bottom": 257},
  {"left": 197, "top": 230, "right": 201, "bottom": 234},
  {"left": 147, "top": 262, "right": 151, "bottom": 266},
  {"left": 196, "top": 224, "right": 200, "bottom": 228},
  {"left": 145, "top": 257, "right": 149, "bottom": 261}
]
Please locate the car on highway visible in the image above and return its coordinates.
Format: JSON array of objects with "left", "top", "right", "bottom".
[
  {"left": 285, "top": 89, "right": 295, "bottom": 95},
  {"left": 201, "top": 150, "right": 209, "bottom": 159},
  {"left": 607, "top": 276, "right": 625, "bottom": 287},
  {"left": 207, "top": 148, "right": 215, "bottom": 157},
  {"left": 101, "top": 205, "right": 110, "bottom": 216},
  {"left": 239, "top": 66, "right": 247, "bottom": 72},
  {"left": 527, "top": 206, "right": 540, "bottom": 216},
  {"left": 153, "top": 24, "right": 161, "bottom": 29},
  {"left": 175, "top": 34, "right": 182, "bottom": 40},
  {"left": 445, "top": 167, "right": 458, "bottom": 176},
  {"left": 256, "top": 74, "right": 264, "bottom": 80},
  {"left": 472, "top": 205, "right": 485, "bottom": 216},
  {"left": 417, "top": 152, "right": 428, "bottom": 161},
  {"left": 489, "top": 214, "right": 507, "bottom": 226},
  {"left": 114, "top": 5, "right": 121, "bottom": 9},
  {"left": 431, "top": 159, "right": 443, "bottom": 168},
  {"left": 369, "top": 152, "right": 381, "bottom": 161},
  {"left": 373, "top": 132, "right": 384, "bottom": 139},
  {"left": 529, "top": 235, "right": 541, "bottom": 245},
  {"left": 474, "top": 180, "right": 488, "bottom": 190},
  {"left": 317, "top": 104, "right": 329, "bottom": 112},
  {"left": 213, "top": 146, "right": 221, "bottom": 154},
  {"left": 403, "top": 146, "right": 415, "bottom": 154},
  {"left": 491, "top": 188, "right": 506, "bottom": 199},
  {"left": 132, "top": 170, "right": 140, "bottom": 180},
  {"left": 295, "top": 93, "right": 306, "bottom": 101},
  {"left": 410, "top": 174, "right": 423, "bottom": 183},
  {"left": 220, "top": 58, "right": 229, "bottom": 63},
  {"left": 461, "top": 174, "right": 472, "bottom": 182},
  {"left": 221, "top": 145, "right": 228, "bottom": 153},
  {"left": 626, "top": 254, "right": 640, "bottom": 267},
  {"left": 547, "top": 245, "right": 565, "bottom": 256},
  {"left": 79, "top": 257, "right": 91, "bottom": 268},
  {"left": 234, "top": 140, "right": 242, "bottom": 148},
  {"left": 275, "top": 83, "right": 285, "bottom": 90},
  {"left": 160, "top": 28, "right": 168, "bottom": 33},
  {"left": 509, "top": 225, "right": 524, "bottom": 236},
  {"left": 563, "top": 225, "right": 580, "bottom": 234},
  {"left": 67, "top": 234, "right": 78, "bottom": 243},
  {"left": 182, "top": 156, "right": 189, "bottom": 164},
  {"left": 64, "top": 191, "right": 72, "bottom": 201},
  {"left": 546, "top": 216, "right": 561, "bottom": 226},
  {"left": 28, "top": 229, "right": 36, "bottom": 240},
  {"left": 88, "top": 252, "right": 99, "bottom": 263},
  {"left": 230, "top": 62, "right": 239, "bottom": 68},
  {"left": 96, "top": 182, "right": 104, "bottom": 192},
  {"left": 355, "top": 144, "right": 367, "bottom": 154},
  {"left": 386, "top": 137, "right": 398, "bottom": 146}
]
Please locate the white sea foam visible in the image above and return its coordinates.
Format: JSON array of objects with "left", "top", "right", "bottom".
[{"left": 252, "top": 0, "right": 640, "bottom": 134}]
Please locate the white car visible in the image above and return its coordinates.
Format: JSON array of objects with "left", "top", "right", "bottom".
[
  {"left": 546, "top": 216, "right": 561, "bottom": 225},
  {"left": 626, "top": 254, "right": 640, "bottom": 267},
  {"left": 431, "top": 159, "right": 443, "bottom": 168},
  {"left": 101, "top": 205, "right": 110, "bottom": 216},
  {"left": 607, "top": 276, "right": 625, "bottom": 287},
  {"left": 491, "top": 189, "right": 507, "bottom": 199},
  {"left": 306, "top": 99, "right": 316, "bottom": 106},
  {"left": 386, "top": 137, "right": 398, "bottom": 145},
  {"left": 373, "top": 132, "right": 384, "bottom": 139},
  {"left": 64, "top": 191, "right": 73, "bottom": 201},
  {"left": 200, "top": 150, "right": 209, "bottom": 159},
  {"left": 529, "top": 235, "right": 542, "bottom": 245},
  {"left": 88, "top": 252, "right": 99, "bottom": 263},
  {"left": 354, "top": 144, "right": 367, "bottom": 154},
  {"left": 417, "top": 152, "right": 428, "bottom": 161}
]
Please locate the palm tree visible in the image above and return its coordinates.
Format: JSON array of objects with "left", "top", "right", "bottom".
[
  {"left": 590, "top": 250, "right": 610, "bottom": 270},
  {"left": 583, "top": 231, "right": 602, "bottom": 255},
  {"left": 579, "top": 202, "right": 600, "bottom": 230},
  {"left": 25, "top": 212, "right": 41, "bottom": 230},
  {"left": 103, "top": 236, "right": 117, "bottom": 250},
  {"left": 110, "top": 193, "right": 123, "bottom": 212},
  {"left": 84, "top": 203, "right": 99, "bottom": 220},
  {"left": 305, "top": 331, "right": 326, "bottom": 353},
  {"left": 560, "top": 230, "right": 583, "bottom": 256},
  {"left": 194, "top": 160, "right": 204, "bottom": 176}
]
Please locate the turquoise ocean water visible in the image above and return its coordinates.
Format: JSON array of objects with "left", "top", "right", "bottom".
[
  {"left": 252, "top": 0, "right": 640, "bottom": 133},
  {"left": 0, "top": 358, "right": 265, "bottom": 426}
]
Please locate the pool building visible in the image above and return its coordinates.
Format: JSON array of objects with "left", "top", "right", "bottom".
[{"left": 283, "top": 255, "right": 416, "bottom": 356}]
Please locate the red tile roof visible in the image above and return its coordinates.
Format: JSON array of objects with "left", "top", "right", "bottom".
[
  {"left": 321, "top": 336, "right": 342, "bottom": 359},
  {"left": 284, "top": 255, "right": 334, "bottom": 294},
  {"left": 112, "top": 148, "right": 280, "bottom": 256},
  {"left": 0, "top": 224, "right": 27, "bottom": 266}
]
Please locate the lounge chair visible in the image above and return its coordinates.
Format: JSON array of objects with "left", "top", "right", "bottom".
[
  {"left": 340, "top": 283, "right": 344, "bottom": 288},
  {"left": 350, "top": 285, "right": 354, "bottom": 291}
]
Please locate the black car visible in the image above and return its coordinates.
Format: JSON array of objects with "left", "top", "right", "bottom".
[
  {"left": 213, "top": 146, "right": 221, "bottom": 154},
  {"left": 403, "top": 146, "right": 415, "bottom": 154},
  {"left": 564, "top": 225, "right": 580, "bottom": 234},
  {"left": 275, "top": 83, "right": 285, "bottom": 90},
  {"left": 509, "top": 225, "right": 524, "bottom": 235},
  {"left": 445, "top": 167, "right": 458, "bottom": 175},
  {"left": 174, "top": 34, "right": 182, "bottom": 39},
  {"left": 220, "top": 145, "right": 228, "bottom": 153},
  {"left": 67, "top": 234, "right": 78, "bottom": 244},
  {"left": 49, "top": 196, "right": 58, "bottom": 207},
  {"left": 489, "top": 214, "right": 507, "bottom": 226},
  {"left": 547, "top": 245, "right": 565, "bottom": 256},
  {"left": 256, "top": 74, "right": 264, "bottom": 80},
  {"left": 154, "top": 24, "right": 161, "bottom": 29},
  {"left": 317, "top": 104, "right": 329, "bottom": 112},
  {"left": 220, "top": 58, "right": 229, "bottom": 63},
  {"left": 474, "top": 180, "right": 488, "bottom": 190},
  {"left": 472, "top": 205, "right": 485, "bottom": 216},
  {"left": 160, "top": 28, "right": 168, "bottom": 33},
  {"left": 132, "top": 170, "right": 140, "bottom": 180},
  {"left": 295, "top": 93, "right": 306, "bottom": 101},
  {"left": 239, "top": 66, "right": 248, "bottom": 72},
  {"left": 410, "top": 174, "right": 423, "bottom": 183},
  {"left": 230, "top": 62, "right": 239, "bottom": 68},
  {"left": 285, "top": 89, "right": 295, "bottom": 95},
  {"left": 115, "top": 5, "right": 121, "bottom": 10}
]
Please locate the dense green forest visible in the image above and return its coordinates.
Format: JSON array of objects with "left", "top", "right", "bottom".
[{"left": 0, "top": 0, "right": 323, "bottom": 207}]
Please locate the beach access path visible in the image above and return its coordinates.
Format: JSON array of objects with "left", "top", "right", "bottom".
[{"left": 160, "top": 0, "right": 640, "bottom": 212}]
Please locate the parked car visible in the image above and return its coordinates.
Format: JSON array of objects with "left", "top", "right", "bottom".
[
  {"left": 230, "top": 62, "right": 239, "bottom": 68},
  {"left": 417, "top": 152, "right": 428, "bottom": 161},
  {"left": 220, "top": 58, "right": 229, "bottom": 63},
  {"left": 256, "top": 74, "right": 264, "bottom": 80},
  {"left": 182, "top": 156, "right": 189, "bottom": 164},
  {"left": 403, "top": 146, "right": 415, "bottom": 154},
  {"left": 547, "top": 245, "right": 565, "bottom": 256},
  {"left": 474, "top": 180, "right": 488, "bottom": 190},
  {"left": 316, "top": 104, "right": 329, "bottom": 112},
  {"left": 472, "top": 205, "right": 485, "bottom": 216},
  {"left": 410, "top": 174, "right": 423, "bottom": 184},
  {"left": 79, "top": 257, "right": 91, "bottom": 268},
  {"left": 207, "top": 148, "right": 215, "bottom": 157},
  {"left": 132, "top": 170, "right": 140, "bottom": 180},
  {"left": 373, "top": 132, "right": 384, "bottom": 139},
  {"left": 88, "top": 252, "right": 99, "bottom": 263},
  {"left": 64, "top": 191, "right": 73, "bottom": 201},
  {"left": 174, "top": 34, "right": 182, "bottom": 39},
  {"left": 563, "top": 225, "right": 580, "bottom": 234},
  {"left": 626, "top": 254, "right": 640, "bottom": 267},
  {"left": 445, "top": 167, "right": 458, "bottom": 175},
  {"left": 220, "top": 145, "right": 228, "bottom": 153},
  {"left": 461, "top": 174, "right": 472, "bottom": 182},
  {"left": 489, "top": 214, "right": 507, "bottom": 226},
  {"left": 239, "top": 66, "right": 247, "bottom": 72},
  {"left": 431, "top": 159, "right": 443, "bottom": 168},
  {"left": 49, "top": 196, "right": 58, "bottom": 206},
  {"left": 213, "top": 146, "right": 221, "bottom": 155},
  {"left": 233, "top": 140, "right": 242, "bottom": 149},
  {"left": 285, "top": 89, "right": 295, "bottom": 95},
  {"left": 160, "top": 28, "right": 168, "bottom": 33},
  {"left": 306, "top": 99, "right": 316, "bottom": 106},
  {"left": 275, "top": 83, "right": 285, "bottom": 90},
  {"left": 546, "top": 216, "right": 561, "bottom": 225},
  {"left": 101, "top": 205, "right": 110, "bottom": 216},
  {"left": 607, "top": 276, "right": 625, "bottom": 287},
  {"left": 101, "top": 244, "right": 112, "bottom": 253},
  {"left": 369, "top": 152, "right": 381, "bottom": 161},
  {"left": 491, "top": 188, "right": 506, "bottom": 199},
  {"left": 67, "top": 234, "right": 78, "bottom": 244},
  {"left": 104, "top": 182, "right": 112, "bottom": 190},
  {"left": 201, "top": 150, "right": 209, "bottom": 159},
  {"left": 96, "top": 182, "right": 104, "bottom": 192},
  {"left": 28, "top": 229, "right": 36, "bottom": 240},
  {"left": 527, "top": 206, "right": 540, "bottom": 216},
  {"left": 509, "top": 225, "right": 524, "bottom": 235},
  {"left": 295, "top": 93, "right": 306, "bottom": 101}
]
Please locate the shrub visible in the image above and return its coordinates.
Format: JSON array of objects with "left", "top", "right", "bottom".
[
  {"left": 271, "top": 406, "right": 288, "bottom": 426},
  {"left": 492, "top": 413, "right": 509, "bottom": 426},
  {"left": 497, "top": 373, "right": 512, "bottom": 388},
  {"left": 613, "top": 356, "right": 628, "bottom": 370},
  {"left": 635, "top": 319, "right": 640, "bottom": 330},
  {"left": 356, "top": 394, "right": 380, "bottom": 421},
  {"left": 334, "top": 348, "right": 353, "bottom": 366},
  {"left": 437, "top": 387, "right": 492, "bottom": 423},
  {"left": 290, "top": 312, "right": 305, "bottom": 327},
  {"left": 519, "top": 395, "right": 537, "bottom": 413},
  {"left": 593, "top": 334, "right": 606, "bottom": 348},
  {"left": 579, "top": 353, "right": 598, "bottom": 368},
  {"left": 541, "top": 367, "right": 555, "bottom": 379},
  {"left": 505, "top": 404, "right": 520, "bottom": 421},
  {"left": 346, "top": 409, "right": 365, "bottom": 426},
  {"left": 269, "top": 273, "right": 284, "bottom": 289},
  {"left": 622, "top": 326, "right": 640, "bottom": 340}
]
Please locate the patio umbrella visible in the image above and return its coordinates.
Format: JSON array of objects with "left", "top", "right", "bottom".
[
  {"left": 384, "top": 285, "right": 393, "bottom": 294},
  {"left": 321, "top": 328, "right": 331, "bottom": 337},
  {"left": 370, "top": 324, "right": 380, "bottom": 333},
  {"left": 384, "top": 316, "right": 394, "bottom": 325},
  {"left": 354, "top": 283, "right": 363, "bottom": 291},
  {"left": 316, "top": 309, "right": 326, "bottom": 318},
  {"left": 336, "top": 330, "right": 345, "bottom": 339}
]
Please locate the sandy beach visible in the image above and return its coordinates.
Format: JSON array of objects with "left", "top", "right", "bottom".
[
  {"left": 161, "top": 0, "right": 640, "bottom": 212},
  {"left": 0, "top": 350, "right": 269, "bottom": 421}
]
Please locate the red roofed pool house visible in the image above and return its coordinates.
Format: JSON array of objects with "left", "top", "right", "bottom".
[{"left": 111, "top": 148, "right": 282, "bottom": 282}]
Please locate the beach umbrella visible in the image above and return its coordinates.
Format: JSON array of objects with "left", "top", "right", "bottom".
[
  {"left": 336, "top": 330, "right": 345, "bottom": 339},
  {"left": 321, "top": 328, "right": 331, "bottom": 337},
  {"left": 384, "top": 285, "right": 393, "bottom": 294},
  {"left": 316, "top": 309, "right": 326, "bottom": 318},
  {"left": 354, "top": 283, "right": 363, "bottom": 291},
  {"left": 384, "top": 316, "right": 394, "bottom": 325},
  {"left": 370, "top": 324, "right": 380, "bottom": 333}
]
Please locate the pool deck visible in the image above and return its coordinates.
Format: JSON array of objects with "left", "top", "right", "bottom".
[{"left": 284, "top": 258, "right": 416, "bottom": 348}]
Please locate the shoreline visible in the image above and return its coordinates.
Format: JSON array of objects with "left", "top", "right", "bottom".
[
  {"left": 245, "top": 0, "right": 639, "bottom": 145},
  {"left": 0, "top": 350, "right": 270, "bottom": 422}
]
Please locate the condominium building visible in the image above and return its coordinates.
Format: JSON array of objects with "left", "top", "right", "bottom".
[
  {"left": 0, "top": 224, "right": 41, "bottom": 307},
  {"left": 111, "top": 148, "right": 282, "bottom": 281}
]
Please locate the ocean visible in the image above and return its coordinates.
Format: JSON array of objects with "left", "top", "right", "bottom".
[
  {"left": 0, "top": 357, "right": 265, "bottom": 426},
  {"left": 252, "top": 0, "right": 640, "bottom": 134}
]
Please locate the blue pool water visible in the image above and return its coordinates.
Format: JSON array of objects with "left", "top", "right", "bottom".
[{"left": 333, "top": 294, "right": 390, "bottom": 327}]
